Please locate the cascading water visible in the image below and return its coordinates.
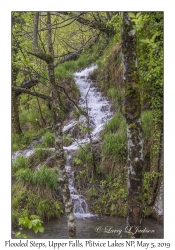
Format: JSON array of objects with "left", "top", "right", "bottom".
[
  {"left": 63, "top": 65, "right": 112, "bottom": 148},
  {"left": 12, "top": 65, "right": 113, "bottom": 219},
  {"left": 63, "top": 65, "right": 113, "bottom": 218},
  {"left": 65, "top": 152, "right": 90, "bottom": 218}
]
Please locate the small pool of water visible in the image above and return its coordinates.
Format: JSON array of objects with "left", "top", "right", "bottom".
[{"left": 19, "top": 216, "right": 163, "bottom": 239}]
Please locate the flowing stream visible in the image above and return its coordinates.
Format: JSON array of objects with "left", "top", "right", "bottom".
[
  {"left": 63, "top": 65, "right": 112, "bottom": 219},
  {"left": 12, "top": 65, "right": 163, "bottom": 238}
]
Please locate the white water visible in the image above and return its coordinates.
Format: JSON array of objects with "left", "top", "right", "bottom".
[
  {"left": 64, "top": 65, "right": 113, "bottom": 218},
  {"left": 64, "top": 65, "right": 112, "bottom": 151},
  {"left": 12, "top": 65, "right": 113, "bottom": 219}
]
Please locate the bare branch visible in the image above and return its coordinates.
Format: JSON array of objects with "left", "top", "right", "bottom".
[
  {"left": 12, "top": 86, "right": 51, "bottom": 101},
  {"left": 56, "top": 85, "right": 85, "bottom": 115},
  {"left": 58, "top": 12, "right": 115, "bottom": 36},
  {"left": 54, "top": 47, "right": 83, "bottom": 67},
  {"left": 33, "top": 12, "right": 53, "bottom": 63}
]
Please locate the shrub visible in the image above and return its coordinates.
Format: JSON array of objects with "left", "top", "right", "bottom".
[
  {"left": 12, "top": 183, "right": 63, "bottom": 229},
  {"left": 36, "top": 199, "right": 62, "bottom": 220}
]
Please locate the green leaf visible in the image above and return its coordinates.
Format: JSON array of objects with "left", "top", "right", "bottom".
[
  {"left": 150, "top": 32, "right": 158, "bottom": 43},
  {"left": 15, "top": 232, "right": 21, "bottom": 238},
  {"left": 28, "top": 221, "right": 33, "bottom": 229},
  {"left": 18, "top": 217, "right": 25, "bottom": 226},
  {"left": 24, "top": 217, "right": 30, "bottom": 227},
  {"left": 38, "top": 226, "right": 44, "bottom": 233},
  {"left": 128, "top": 12, "right": 136, "bottom": 19},
  {"left": 30, "top": 215, "right": 40, "bottom": 220},
  {"left": 136, "top": 12, "right": 141, "bottom": 18},
  {"left": 110, "top": 203, "right": 115, "bottom": 211},
  {"left": 33, "top": 226, "right": 39, "bottom": 234},
  {"left": 150, "top": 43, "right": 157, "bottom": 49},
  {"left": 15, "top": 232, "right": 29, "bottom": 239},
  {"left": 22, "top": 234, "right": 29, "bottom": 239},
  {"left": 140, "top": 39, "right": 150, "bottom": 44}
]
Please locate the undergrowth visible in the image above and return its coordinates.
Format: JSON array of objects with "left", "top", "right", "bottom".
[{"left": 12, "top": 155, "right": 63, "bottom": 229}]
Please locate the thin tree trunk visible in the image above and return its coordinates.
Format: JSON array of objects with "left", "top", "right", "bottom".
[
  {"left": 12, "top": 91, "right": 22, "bottom": 135},
  {"left": 36, "top": 95, "right": 46, "bottom": 127},
  {"left": 46, "top": 12, "right": 76, "bottom": 238},
  {"left": 121, "top": 12, "right": 144, "bottom": 238},
  {"left": 32, "top": 10, "right": 77, "bottom": 238}
]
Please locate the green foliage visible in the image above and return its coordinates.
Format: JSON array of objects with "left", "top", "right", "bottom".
[
  {"left": 55, "top": 63, "right": 75, "bottom": 78},
  {"left": 12, "top": 133, "right": 31, "bottom": 151},
  {"left": 36, "top": 199, "right": 63, "bottom": 219},
  {"left": 15, "top": 215, "right": 44, "bottom": 238},
  {"left": 107, "top": 14, "right": 122, "bottom": 43},
  {"left": 136, "top": 12, "right": 163, "bottom": 161},
  {"left": 63, "top": 134, "right": 73, "bottom": 146},
  {"left": 143, "top": 171, "right": 162, "bottom": 202},
  {"left": 12, "top": 129, "right": 45, "bottom": 151},
  {"left": 32, "top": 166, "right": 58, "bottom": 189},
  {"left": 15, "top": 164, "right": 58, "bottom": 190},
  {"left": 54, "top": 43, "right": 104, "bottom": 79},
  {"left": 141, "top": 110, "right": 154, "bottom": 140},
  {"left": 104, "top": 113, "right": 124, "bottom": 133},
  {"left": 107, "top": 87, "right": 124, "bottom": 110},
  {"left": 87, "top": 186, "right": 98, "bottom": 199},
  {"left": 42, "top": 132, "right": 55, "bottom": 147},
  {"left": 107, "top": 87, "right": 118, "bottom": 101},
  {"left": 74, "top": 144, "right": 92, "bottom": 166},
  {"left": 12, "top": 181, "right": 63, "bottom": 229},
  {"left": 101, "top": 133, "right": 127, "bottom": 163},
  {"left": 19, "top": 108, "right": 38, "bottom": 126},
  {"left": 87, "top": 176, "right": 127, "bottom": 216},
  {"left": 12, "top": 155, "right": 29, "bottom": 173},
  {"left": 73, "top": 144, "right": 95, "bottom": 181},
  {"left": 15, "top": 168, "right": 33, "bottom": 183},
  {"left": 35, "top": 148, "right": 52, "bottom": 161}
]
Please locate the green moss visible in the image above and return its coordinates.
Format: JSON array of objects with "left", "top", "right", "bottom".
[
  {"left": 134, "top": 111, "right": 140, "bottom": 118},
  {"left": 129, "top": 123, "right": 137, "bottom": 129}
]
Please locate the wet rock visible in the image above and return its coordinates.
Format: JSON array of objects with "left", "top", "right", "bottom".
[{"left": 101, "top": 105, "right": 108, "bottom": 112}]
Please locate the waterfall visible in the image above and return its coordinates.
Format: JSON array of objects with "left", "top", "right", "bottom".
[
  {"left": 12, "top": 65, "right": 113, "bottom": 219},
  {"left": 63, "top": 65, "right": 113, "bottom": 218}
]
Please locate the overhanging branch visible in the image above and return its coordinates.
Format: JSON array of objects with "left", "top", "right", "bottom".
[
  {"left": 12, "top": 86, "right": 51, "bottom": 102},
  {"left": 54, "top": 48, "right": 83, "bottom": 68}
]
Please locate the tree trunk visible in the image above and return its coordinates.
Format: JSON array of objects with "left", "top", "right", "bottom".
[
  {"left": 12, "top": 91, "right": 22, "bottom": 135},
  {"left": 48, "top": 60, "right": 76, "bottom": 238},
  {"left": 121, "top": 12, "right": 144, "bottom": 238},
  {"left": 46, "top": 12, "right": 76, "bottom": 238}
]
